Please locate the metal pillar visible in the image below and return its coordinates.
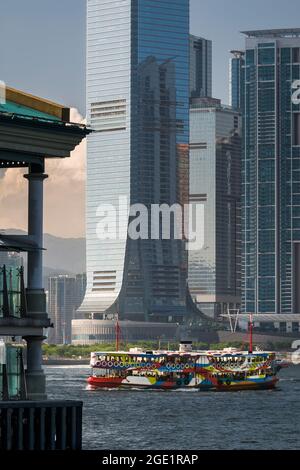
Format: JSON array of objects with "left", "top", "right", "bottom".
[
  {"left": 24, "top": 168, "right": 48, "bottom": 302},
  {"left": 24, "top": 336, "right": 46, "bottom": 400},
  {"left": 23, "top": 165, "right": 48, "bottom": 400}
]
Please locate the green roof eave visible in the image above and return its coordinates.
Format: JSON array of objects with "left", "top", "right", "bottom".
[{"left": 0, "top": 101, "right": 61, "bottom": 122}]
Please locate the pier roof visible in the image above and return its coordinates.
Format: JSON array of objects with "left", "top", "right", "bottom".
[{"left": 0, "top": 86, "right": 90, "bottom": 169}]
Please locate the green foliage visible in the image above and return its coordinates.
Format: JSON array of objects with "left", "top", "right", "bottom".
[
  {"left": 266, "top": 341, "right": 292, "bottom": 351},
  {"left": 208, "top": 342, "right": 244, "bottom": 350},
  {"left": 42, "top": 341, "right": 177, "bottom": 358},
  {"left": 42, "top": 338, "right": 292, "bottom": 358}
]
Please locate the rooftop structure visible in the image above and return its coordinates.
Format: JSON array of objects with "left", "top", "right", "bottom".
[
  {"left": 242, "top": 28, "right": 300, "bottom": 38},
  {"left": 230, "top": 50, "right": 245, "bottom": 58}
]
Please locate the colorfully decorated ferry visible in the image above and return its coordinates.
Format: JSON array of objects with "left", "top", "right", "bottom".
[{"left": 87, "top": 342, "right": 279, "bottom": 392}]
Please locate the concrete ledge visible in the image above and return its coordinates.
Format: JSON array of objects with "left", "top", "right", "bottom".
[{"left": 0, "top": 317, "right": 48, "bottom": 336}]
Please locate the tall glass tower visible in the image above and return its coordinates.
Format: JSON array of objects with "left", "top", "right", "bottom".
[
  {"left": 78, "top": 0, "right": 190, "bottom": 324},
  {"left": 190, "top": 35, "right": 212, "bottom": 99},
  {"left": 242, "top": 29, "right": 300, "bottom": 315},
  {"left": 189, "top": 98, "right": 241, "bottom": 319}
]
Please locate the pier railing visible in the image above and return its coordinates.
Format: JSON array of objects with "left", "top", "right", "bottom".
[
  {"left": 0, "top": 400, "right": 82, "bottom": 450},
  {"left": 0, "top": 265, "right": 26, "bottom": 319}
]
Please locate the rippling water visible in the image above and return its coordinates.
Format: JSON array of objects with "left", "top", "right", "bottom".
[{"left": 45, "top": 365, "right": 300, "bottom": 450}]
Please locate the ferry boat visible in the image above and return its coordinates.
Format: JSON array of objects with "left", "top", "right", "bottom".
[{"left": 87, "top": 342, "right": 279, "bottom": 392}]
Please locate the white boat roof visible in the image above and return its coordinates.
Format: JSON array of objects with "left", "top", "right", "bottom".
[{"left": 91, "top": 349, "right": 274, "bottom": 357}]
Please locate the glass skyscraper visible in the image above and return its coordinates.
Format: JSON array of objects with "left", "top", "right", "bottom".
[
  {"left": 48, "top": 274, "right": 86, "bottom": 344},
  {"left": 77, "top": 0, "right": 190, "bottom": 327},
  {"left": 190, "top": 35, "right": 212, "bottom": 99},
  {"left": 242, "top": 29, "right": 300, "bottom": 316},
  {"left": 229, "top": 50, "right": 245, "bottom": 111},
  {"left": 189, "top": 97, "right": 242, "bottom": 319}
]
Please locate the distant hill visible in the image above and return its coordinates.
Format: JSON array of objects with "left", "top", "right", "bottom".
[
  {"left": 43, "top": 233, "right": 86, "bottom": 274},
  {"left": 2, "top": 229, "right": 86, "bottom": 276}
]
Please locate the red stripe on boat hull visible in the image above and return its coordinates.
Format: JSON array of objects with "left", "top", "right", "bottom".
[{"left": 88, "top": 377, "right": 123, "bottom": 388}]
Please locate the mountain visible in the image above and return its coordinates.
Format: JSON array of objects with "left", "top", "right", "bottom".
[
  {"left": 2, "top": 229, "right": 86, "bottom": 276},
  {"left": 43, "top": 233, "right": 86, "bottom": 274}
]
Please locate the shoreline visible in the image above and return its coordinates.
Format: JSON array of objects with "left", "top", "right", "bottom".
[{"left": 43, "top": 359, "right": 90, "bottom": 366}]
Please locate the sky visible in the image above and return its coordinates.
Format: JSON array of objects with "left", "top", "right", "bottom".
[
  {"left": 0, "top": 0, "right": 299, "bottom": 237},
  {"left": 1, "top": 0, "right": 299, "bottom": 111}
]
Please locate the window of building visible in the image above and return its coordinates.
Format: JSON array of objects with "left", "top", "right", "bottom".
[
  {"left": 293, "top": 48, "right": 300, "bottom": 63},
  {"left": 190, "top": 142, "right": 207, "bottom": 150},
  {"left": 293, "top": 113, "right": 300, "bottom": 146},
  {"left": 90, "top": 99, "right": 126, "bottom": 132},
  {"left": 92, "top": 271, "right": 117, "bottom": 292},
  {"left": 258, "top": 47, "right": 275, "bottom": 65}
]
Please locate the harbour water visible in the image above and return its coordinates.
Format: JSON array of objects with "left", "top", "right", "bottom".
[{"left": 46, "top": 365, "right": 300, "bottom": 450}]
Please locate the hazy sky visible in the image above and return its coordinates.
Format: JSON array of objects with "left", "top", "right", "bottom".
[
  {"left": 0, "top": 0, "right": 299, "bottom": 238},
  {"left": 1, "top": 0, "right": 299, "bottom": 113}
]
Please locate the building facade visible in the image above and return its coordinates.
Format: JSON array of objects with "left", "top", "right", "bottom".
[
  {"left": 190, "top": 35, "right": 212, "bottom": 99},
  {"left": 77, "top": 0, "right": 190, "bottom": 333},
  {"left": 72, "top": 320, "right": 179, "bottom": 346},
  {"left": 48, "top": 275, "right": 86, "bottom": 344},
  {"left": 74, "top": 273, "right": 87, "bottom": 313},
  {"left": 229, "top": 50, "right": 245, "bottom": 110},
  {"left": 188, "top": 98, "right": 242, "bottom": 318},
  {"left": 241, "top": 29, "right": 300, "bottom": 317}
]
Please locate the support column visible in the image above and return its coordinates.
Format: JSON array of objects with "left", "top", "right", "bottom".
[
  {"left": 24, "top": 165, "right": 48, "bottom": 400},
  {"left": 24, "top": 168, "right": 48, "bottom": 317},
  {"left": 24, "top": 336, "right": 47, "bottom": 400}
]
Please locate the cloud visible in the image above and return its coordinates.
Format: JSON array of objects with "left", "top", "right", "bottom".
[{"left": 0, "top": 108, "right": 86, "bottom": 238}]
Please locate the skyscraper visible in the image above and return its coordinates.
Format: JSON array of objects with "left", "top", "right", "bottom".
[
  {"left": 74, "top": 273, "right": 87, "bottom": 312},
  {"left": 229, "top": 50, "right": 245, "bottom": 110},
  {"left": 190, "top": 35, "right": 212, "bottom": 99},
  {"left": 48, "top": 275, "right": 86, "bottom": 344},
  {"left": 188, "top": 97, "right": 242, "bottom": 318},
  {"left": 77, "top": 0, "right": 190, "bottom": 337},
  {"left": 241, "top": 29, "right": 300, "bottom": 318}
]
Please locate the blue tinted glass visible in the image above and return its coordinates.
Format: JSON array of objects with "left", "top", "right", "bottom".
[
  {"left": 258, "top": 47, "right": 275, "bottom": 65},
  {"left": 133, "top": 0, "right": 189, "bottom": 145}
]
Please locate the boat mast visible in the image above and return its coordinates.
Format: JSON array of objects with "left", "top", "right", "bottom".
[{"left": 115, "top": 313, "right": 120, "bottom": 352}]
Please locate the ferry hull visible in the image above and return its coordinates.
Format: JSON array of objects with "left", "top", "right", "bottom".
[
  {"left": 215, "top": 377, "right": 279, "bottom": 392},
  {"left": 87, "top": 376, "right": 123, "bottom": 388},
  {"left": 87, "top": 376, "right": 279, "bottom": 392}
]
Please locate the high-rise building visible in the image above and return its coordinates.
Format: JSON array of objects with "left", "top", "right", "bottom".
[
  {"left": 77, "top": 0, "right": 190, "bottom": 337},
  {"left": 74, "top": 273, "right": 87, "bottom": 312},
  {"left": 188, "top": 97, "right": 242, "bottom": 318},
  {"left": 241, "top": 29, "right": 300, "bottom": 317},
  {"left": 190, "top": 35, "right": 212, "bottom": 99},
  {"left": 229, "top": 50, "right": 245, "bottom": 110},
  {"left": 48, "top": 275, "right": 86, "bottom": 344}
]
